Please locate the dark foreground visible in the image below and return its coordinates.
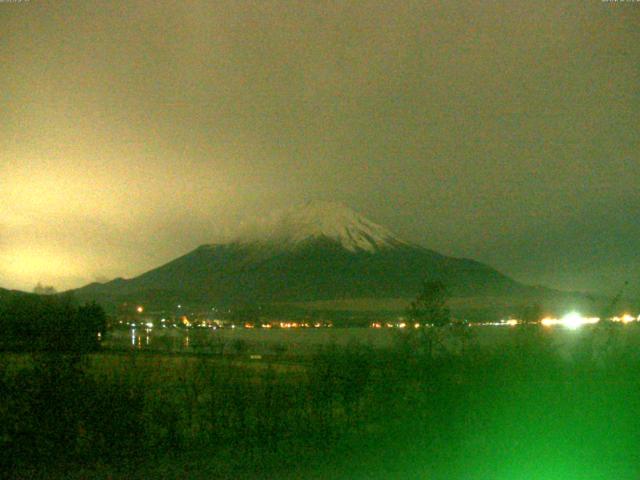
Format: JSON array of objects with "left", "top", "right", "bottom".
[{"left": 2, "top": 325, "right": 640, "bottom": 479}]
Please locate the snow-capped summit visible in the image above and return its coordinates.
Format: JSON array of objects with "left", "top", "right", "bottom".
[
  {"left": 239, "top": 201, "right": 407, "bottom": 253},
  {"left": 74, "top": 200, "right": 531, "bottom": 310}
]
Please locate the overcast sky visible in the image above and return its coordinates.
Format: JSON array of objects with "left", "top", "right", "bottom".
[{"left": 1, "top": 0, "right": 639, "bottom": 297}]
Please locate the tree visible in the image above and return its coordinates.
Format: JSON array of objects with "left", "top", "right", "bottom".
[
  {"left": 514, "top": 303, "right": 546, "bottom": 355},
  {"left": 597, "top": 280, "right": 628, "bottom": 323},
  {"left": 75, "top": 302, "right": 107, "bottom": 352},
  {"left": 0, "top": 292, "right": 106, "bottom": 353},
  {"left": 407, "top": 280, "right": 451, "bottom": 328},
  {"left": 406, "top": 280, "right": 452, "bottom": 358},
  {"left": 33, "top": 283, "right": 57, "bottom": 295}
]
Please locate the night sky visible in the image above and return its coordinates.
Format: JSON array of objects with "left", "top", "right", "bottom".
[{"left": 1, "top": 1, "right": 639, "bottom": 296}]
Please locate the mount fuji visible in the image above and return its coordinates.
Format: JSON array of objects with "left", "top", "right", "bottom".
[{"left": 73, "top": 202, "right": 548, "bottom": 313}]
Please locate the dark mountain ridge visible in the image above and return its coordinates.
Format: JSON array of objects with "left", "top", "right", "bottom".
[{"left": 73, "top": 202, "right": 559, "bottom": 314}]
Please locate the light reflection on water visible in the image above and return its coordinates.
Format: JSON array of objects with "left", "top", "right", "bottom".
[
  {"left": 130, "top": 329, "right": 146, "bottom": 347},
  {"left": 109, "top": 325, "right": 640, "bottom": 357}
]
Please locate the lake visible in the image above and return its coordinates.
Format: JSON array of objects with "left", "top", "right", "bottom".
[{"left": 103, "top": 323, "right": 640, "bottom": 359}]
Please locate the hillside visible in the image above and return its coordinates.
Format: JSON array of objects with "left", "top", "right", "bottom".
[{"left": 73, "top": 202, "right": 560, "bottom": 314}]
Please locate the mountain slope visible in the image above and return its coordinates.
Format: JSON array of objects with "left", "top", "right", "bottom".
[{"left": 73, "top": 202, "right": 542, "bottom": 310}]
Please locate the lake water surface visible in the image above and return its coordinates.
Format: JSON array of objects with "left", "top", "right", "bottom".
[{"left": 104, "top": 324, "right": 640, "bottom": 359}]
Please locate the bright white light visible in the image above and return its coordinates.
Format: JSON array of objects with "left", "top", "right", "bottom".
[
  {"left": 541, "top": 313, "right": 599, "bottom": 329},
  {"left": 560, "top": 312, "right": 599, "bottom": 330},
  {"left": 621, "top": 314, "right": 635, "bottom": 324},
  {"left": 561, "top": 312, "right": 583, "bottom": 330}
]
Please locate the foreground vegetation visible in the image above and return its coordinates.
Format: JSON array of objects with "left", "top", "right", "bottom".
[
  {"left": 0, "top": 292, "right": 105, "bottom": 353},
  {"left": 2, "top": 323, "right": 640, "bottom": 479}
]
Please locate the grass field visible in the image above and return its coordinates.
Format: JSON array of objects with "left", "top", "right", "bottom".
[{"left": 3, "top": 324, "right": 640, "bottom": 479}]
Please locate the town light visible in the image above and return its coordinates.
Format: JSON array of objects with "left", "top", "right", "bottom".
[
  {"left": 561, "top": 312, "right": 599, "bottom": 329},
  {"left": 561, "top": 312, "right": 584, "bottom": 330},
  {"left": 540, "top": 312, "right": 599, "bottom": 329},
  {"left": 621, "top": 314, "right": 635, "bottom": 324}
]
